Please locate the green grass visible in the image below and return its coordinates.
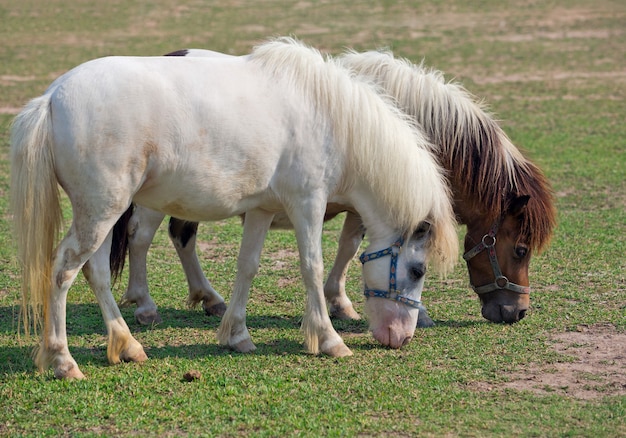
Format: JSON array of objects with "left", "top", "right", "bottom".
[{"left": 1, "top": 0, "right": 625, "bottom": 436}]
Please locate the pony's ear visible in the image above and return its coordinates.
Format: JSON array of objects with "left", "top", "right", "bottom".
[
  {"left": 508, "top": 195, "right": 530, "bottom": 216},
  {"left": 412, "top": 221, "right": 432, "bottom": 239}
]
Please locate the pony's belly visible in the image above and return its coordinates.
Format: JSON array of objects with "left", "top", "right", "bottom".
[{"left": 132, "top": 186, "right": 279, "bottom": 223}]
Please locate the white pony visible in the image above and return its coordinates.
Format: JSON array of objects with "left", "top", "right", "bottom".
[{"left": 11, "top": 37, "right": 458, "bottom": 379}]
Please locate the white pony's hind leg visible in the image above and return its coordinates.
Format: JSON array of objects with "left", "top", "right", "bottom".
[
  {"left": 216, "top": 208, "right": 274, "bottom": 353},
  {"left": 119, "top": 206, "right": 164, "bottom": 325},
  {"left": 168, "top": 218, "right": 226, "bottom": 316},
  {"left": 82, "top": 231, "right": 147, "bottom": 366},
  {"left": 38, "top": 219, "right": 123, "bottom": 378},
  {"left": 35, "top": 227, "right": 86, "bottom": 379},
  {"left": 324, "top": 211, "right": 364, "bottom": 320}
]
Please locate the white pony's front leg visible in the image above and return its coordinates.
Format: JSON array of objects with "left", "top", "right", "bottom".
[
  {"left": 216, "top": 209, "right": 274, "bottom": 352},
  {"left": 119, "top": 206, "right": 164, "bottom": 325},
  {"left": 291, "top": 202, "right": 353, "bottom": 358},
  {"left": 324, "top": 211, "right": 364, "bottom": 320},
  {"left": 83, "top": 231, "right": 147, "bottom": 367}
]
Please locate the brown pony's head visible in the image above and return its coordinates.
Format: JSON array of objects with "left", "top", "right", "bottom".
[
  {"left": 460, "top": 159, "right": 556, "bottom": 323},
  {"left": 463, "top": 196, "right": 530, "bottom": 322}
]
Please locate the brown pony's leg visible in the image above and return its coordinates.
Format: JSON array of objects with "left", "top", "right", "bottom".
[
  {"left": 416, "top": 305, "right": 435, "bottom": 328},
  {"left": 168, "top": 218, "right": 226, "bottom": 316},
  {"left": 119, "top": 205, "right": 165, "bottom": 324},
  {"left": 324, "top": 211, "right": 364, "bottom": 320}
]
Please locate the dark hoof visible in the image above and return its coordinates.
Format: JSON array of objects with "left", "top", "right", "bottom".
[
  {"left": 329, "top": 305, "right": 361, "bottom": 321},
  {"left": 135, "top": 311, "right": 162, "bottom": 325},
  {"left": 416, "top": 305, "right": 435, "bottom": 329},
  {"left": 204, "top": 302, "right": 227, "bottom": 318}
]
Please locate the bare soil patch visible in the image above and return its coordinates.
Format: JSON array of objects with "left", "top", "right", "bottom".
[
  {"left": 0, "top": 107, "right": 22, "bottom": 115},
  {"left": 478, "top": 324, "right": 626, "bottom": 399}
]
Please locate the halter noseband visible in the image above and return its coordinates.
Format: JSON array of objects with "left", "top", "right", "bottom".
[
  {"left": 463, "top": 218, "right": 530, "bottom": 295},
  {"left": 359, "top": 237, "right": 422, "bottom": 309}
]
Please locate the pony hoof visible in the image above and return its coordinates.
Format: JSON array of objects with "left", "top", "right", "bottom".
[
  {"left": 54, "top": 363, "right": 86, "bottom": 380},
  {"left": 122, "top": 350, "right": 148, "bottom": 363},
  {"left": 416, "top": 315, "right": 435, "bottom": 329},
  {"left": 323, "top": 343, "right": 353, "bottom": 358},
  {"left": 230, "top": 339, "right": 257, "bottom": 353},
  {"left": 135, "top": 310, "right": 162, "bottom": 325},
  {"left": 416, "top": 305, "right": 435, "bottom": 329},
  {"left": 204, "top": 302, "right": 227, "bottom": 317},
  {"left": 121, "top": 347, "right": 148, "bottom": 363},
  {"left": 329, "top": 306, "right": 361, "bottom": 320}
]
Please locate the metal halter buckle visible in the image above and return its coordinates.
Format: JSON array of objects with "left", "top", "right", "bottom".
[{"left": 462, "top": 218, "right": 531, "bottom": 295}]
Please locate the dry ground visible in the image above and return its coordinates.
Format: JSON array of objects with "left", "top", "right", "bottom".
[{"left": 475, "top": 324, "right": 626, "bottom": 399}]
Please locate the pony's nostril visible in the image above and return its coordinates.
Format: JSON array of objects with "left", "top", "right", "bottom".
[
  {"left": 402, "top": 336, "right": 412, "bottom": 347},
  {"left": 518, "top": 309, "right": 527, "bottom": 320}
]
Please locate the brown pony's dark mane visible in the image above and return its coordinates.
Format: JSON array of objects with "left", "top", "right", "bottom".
[
  {"left": 431, "top": 95, "right": 556, "bottom": 253},
  {"left": 340, "top": 51, "right": 557, "bottom": 252}
]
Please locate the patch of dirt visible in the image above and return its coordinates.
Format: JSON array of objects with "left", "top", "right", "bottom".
[
  {"left": 270, "top": 248, "right": 299, "bottom": 269},
  {"left": 471, "top": 70, "right": 626, "bottom": 85},
  {"left": 196, "top": 239, "right": 237, "bottom": 259},
  {"left": 477, "top": 324, "right": 626, "bottom": 399},
  {"left": 0, "top": 107, "right": 23, "bottom": 115},
  {"left": 0, "top": 74, "right": 36, "bottom": 84}
]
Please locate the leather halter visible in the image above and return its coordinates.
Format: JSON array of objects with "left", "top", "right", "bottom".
[
  {"left": 463, "top": 218, "right": 530, "bottom": 295},
  {"left": 359, "top": 237, "right": 422, "bottom": 309}
]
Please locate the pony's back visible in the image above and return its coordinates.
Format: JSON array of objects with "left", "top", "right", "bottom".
[{"left": 251, "top": 38, "right": 458, "bottom": 272}]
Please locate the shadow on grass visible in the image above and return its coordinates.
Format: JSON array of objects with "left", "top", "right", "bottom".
[
  {"left": 0, "top": 303, "right": 374, "bottom": 335},
  {"left": 0, "top": 304, "right": 358, "bottom": 376},
  {"left": 1, "top": 303, "right": 489, "bottom": 341},
  {"left": 430, "top": 319, "right": 491, "bottom": 328},
  {"left": 0, "top": 339, "right": 323, "bottom": 378},
  {"left": 0, "top": 303, "right": 307, "bottom": 331},
  {"left": 0, "top": 304, "right": 491, "bottom": 376},
  {"left": 0, "top": 335, "right": 311, "bottom": 377}
]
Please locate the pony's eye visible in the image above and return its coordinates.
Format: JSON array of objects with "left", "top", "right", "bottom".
[
  {"left": 409, "top": 264, "right": 425, "bottom": 282},
  {"left": 514, "top": 245, "right": 529, "bottom": 259}
]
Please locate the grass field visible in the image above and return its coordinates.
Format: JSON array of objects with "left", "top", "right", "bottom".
[{"left": 1, "top": 0, "right": 625, "bottom": 436}]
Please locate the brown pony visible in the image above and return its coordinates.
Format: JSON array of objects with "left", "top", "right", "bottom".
[
  {"left": 330, "top": 50, "right": 556, "bottom": 323},
  {"left": 117, "top": 48, "right": 556, "bottom": 326}
]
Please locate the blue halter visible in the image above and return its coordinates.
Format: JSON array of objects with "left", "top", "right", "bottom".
[{"left": 359, "top": 236, "right": 422, "bottom": 309}]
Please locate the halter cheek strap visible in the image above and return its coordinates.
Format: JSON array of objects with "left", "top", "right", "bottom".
[
  {"left": 359, "top": 237, "right": 422, "bottom": 309},
  {"left": 463, "top": 218, "right": 530, "bottom": 295}
]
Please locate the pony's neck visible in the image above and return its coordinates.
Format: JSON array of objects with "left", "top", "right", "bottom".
[
  {"left": 452, "top": 195, "right": 475, "bottom": 226},
  {"left": 452, "top": 188, "right": 498, "bottom": 226},
  {"left": 453, "top": 194, "right": 496, "bottom": 236},
  {"left": 362, "top": 220, "right": 403, "bottom": 253},
  {"left": 344, "top": 190, "right": 403, "bottom": 251}
]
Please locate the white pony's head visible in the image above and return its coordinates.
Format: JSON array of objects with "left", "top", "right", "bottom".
[{"left": 360, "top": 222, "right": 434, "bottom": 348}]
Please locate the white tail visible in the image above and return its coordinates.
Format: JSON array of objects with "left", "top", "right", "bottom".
[{"left": 10, "top": 94, "right": 63, "bottom": 337}]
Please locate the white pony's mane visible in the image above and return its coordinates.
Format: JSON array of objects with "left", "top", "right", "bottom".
[{"left": 250, "top": 38, "right": 453, "bottom": 240}]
